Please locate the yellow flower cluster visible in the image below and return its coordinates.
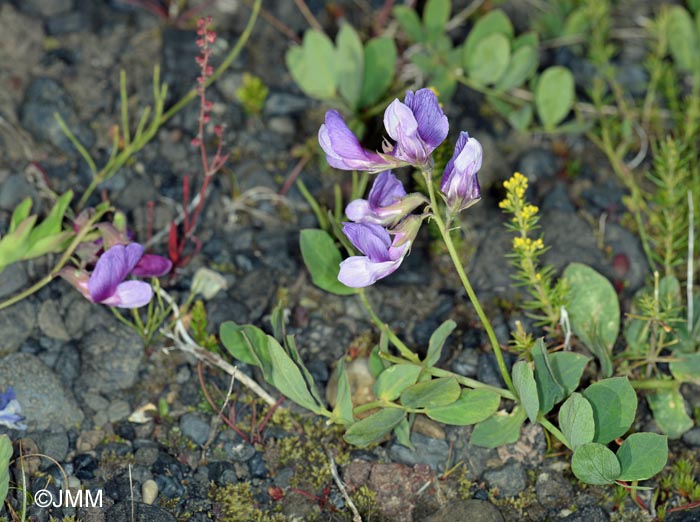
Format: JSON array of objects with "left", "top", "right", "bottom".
[
  {"left": 521, "top": 204, "right": 538, "bottom": 220},
  {"left": 503, "top": 172, "right": 528, "bottom": 198},
  {"left": 512, "top": 236, "right": 544, "bottom": 253}
]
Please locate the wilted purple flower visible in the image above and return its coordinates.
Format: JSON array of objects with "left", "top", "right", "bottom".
[
  {"left": 60, "top": 243, "right": 171, "bottom": 308},
  {"left": 318, "top": 110, "right": 392, "bottom": 172},
  {"left": 319, "top": 89, "right": 448, "bottom": 172},
  {"left": 338, "top": 216, "right": 422, "bottom": 288},
  {"left": 346, "top": 171, "right": 425, "bottom": 226},
  {"left": 0, "top": 386, "right": 27, "bottom": 430},
  {"left": 440, "top": 131, "right": 482, "bottom": 213},
  {"left": 384, "top": 89, "right": 449, "bottom": 166}
]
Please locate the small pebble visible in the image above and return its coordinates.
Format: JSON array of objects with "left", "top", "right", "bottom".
[{"left": 142, "top": 479, "right": 158, "bottom": 505}]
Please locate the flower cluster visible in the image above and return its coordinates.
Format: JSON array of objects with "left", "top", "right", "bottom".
[
  {"left": 319, "top": 88, "right": 483, "bottom": 287},
  {"left": 60, "top": 222, "right": 171, "bottom": 308},
  {"left": 0, "top": 386, "right": 26, "bottom": 430}
]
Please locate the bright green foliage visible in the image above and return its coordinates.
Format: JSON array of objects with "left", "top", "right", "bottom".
[
  {"left": 330, "top": 359, "right": 354, "bottom": 426},
  {"left": 582, "top": 377, "right": 637, "bottom": 444},
  {"left": 425, "top": 389, "right": 500, "bottom": 426},
  {"left": 0, "top": 435, "right": 11, "bottom": 507},
  {"left": 572, "top": 443, "right": 620, "bottom": 485},
  {"left": 190, "top": 300, "right": 219, "bottom": 352},
  {"left": 558, "top": 393, "right": 595, "bottom": 449},
  {"left": 235, "top": 73, "right": 269, "bottom": 115},
  {"left": 535, "top": 66, "right": 575, "bottom": 130},
  {"left": 0, "top": 191, "right": 74, "bottom": 273},
  {"left": 344, "top": 408, "right": 405, "bottom": 447},
  {"left": 667, "top": 6, "right": 700, "bottom": 72},
  {"left": 616, "top": 433, "right": 668, "bottom": 481},
  {"left": 424, "top": 319, "right": 456, "bottom": 367},
  {"left": 470, "top": 406, "right": 527, "bottom": 448},
  {"left": 563, "top": 263, "right": 620, "bottom": 377},
  {"left": 647, "top": 389, "right": 694, "bottom": 439},
  {"left": 286, "top": 30, "right": 336, "bottom": 101},
  {"left": 400, "top": 377, "right": 460, "bottom": 408},
  {"left": 300, "top": 229, "right": 357, "bottom": 296},
  {"left": 374, "top": 364, "right": 422, "bottom": 401},
  {"left": 512, "top": 361, "right": 539, "bottom": 423}
]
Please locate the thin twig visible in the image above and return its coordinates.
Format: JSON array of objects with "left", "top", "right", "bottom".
[
  {"left": 294, "top": 0, "right": 324, "bottom": 33},
  {"left": 445, "top": 0, "right": 484, "bottom": 32},
  {"left": 158, "top": 288, "right": 277, "bottom": 405},
  {"left": 327, "top": 450, "right": 362, "bottom": 522}
]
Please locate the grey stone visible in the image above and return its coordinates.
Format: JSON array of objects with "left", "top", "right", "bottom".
[
  {"left": 535, "top": 471, "right": 574, "bottom": 510},
  {"left": 540, "top": 210, "right": 606, "bottom": 273},
  {"left": 0, "top": 353, "right": 84, "bottom": 431},
  {"left": 33, "top": 431, "right": 70, "bottom": 467},
  {"left": 79, "top": 325, "right": 143, "bottom": 393},
  {"left": 179, "top": 412, "right": 210, "bottom": 446},
  {"left": 542, "top": 183, "right": 575, "bottom": 212},
  {"left": 18, "top": 0, "right": 74, "bottom": 16},
  {"left": 264, "top": 91, "right": 310, "bottom": 117},
  {"left": 388, "top": 433, "right": 450, "bottom": 472},
  {"left": 107, "top": 400, "right": 131, "bottom": 423},
  {"left": 20, "top": 77, "right": 94, "bottom": 153},
  {"left": 0, "top": 263, "right": 29, "bottom": 299},
  {"left": 38, "top": 300, "right": 71, "bottom": 341},
  {"left": 447, "top": 426, "right": 498, "bottom": 481},
  {"left": 450, "top": 347, "right": 479, "bottom": 377},
  {"left": 482, "top": 461, "right": 528, "bottom": 498},
  {"left": 682, "top": 427, "right": 700, "bottom": 447},
  {"left": 561, "top": 505, "right": 609, "bottom": 522},
  {"left": 0, "top": 174, "right": 38, "bottom": 211},
  {"left": 46, "top": 11, "right": 88, "bottom": 35},
  {"left": 107, "top": 502, "right": 176, "bottom": 522},
  {"left": 422, "top": 499, "right": 504, "bottom": 522},
  {"left": 666, "top": 507, "right": 700, "bottom": 521},
  {"left": 0, "top": 298, "right": 37, "bottom": 353},
  {"left": 517, "top": 148, "right": 558, "bottom": 183}
]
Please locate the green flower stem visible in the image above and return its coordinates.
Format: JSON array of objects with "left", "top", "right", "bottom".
[
  {"left": 378, "top": 351, "right": 515, "bottom": 400},
  {"left": 0, "top": 205, "right": 113, "bottom": 311},
  {"left": 423, "top": 170, "right": 517, "bottom": 397},
  {"left": 358, "top": 288, "right": 420, "bottom": 363},
  {"left": 538, "top": 415, "right": 571, "bottom": 450}
]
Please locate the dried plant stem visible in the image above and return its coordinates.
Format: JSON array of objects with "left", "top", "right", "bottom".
[
  {"left": 157, "top": 288, "right": 277, "bottom": 406},
  {"left": 328, "top": 451, "right": 362, "bottom": 522}
]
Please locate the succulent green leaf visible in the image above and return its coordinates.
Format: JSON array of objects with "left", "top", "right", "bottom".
[
  {"left": 670, "top": 352, "right": 700, "bottom": 384},
  {"left": 220, "top": 322, "right": 272, "bottom": 378},
  {"left": 0, "top": 215, "right": 37, "bottom": 269},
  {"left": 359, "top": 37, "right": 397, "bottom": 108},
  {"left": 400, "top": 377, "right": 460, "bottom": 409},
  {"left": 9, "top": 198, "right": 32, "bottom": 233},
  {"left": 571, "top": 443, "right": 620, "bottom": 485},
  {"left": 331, "top": 359, "right": 355, "bottom": 425},
  {"left": 512, "top": 361, "right": 539, "bottom": 423},
  {"left": 28, "top": 190, "right": 73, "bottom": 245},
  {"left": 647, "top": 389, "right": 693, "bottom": 438},
  {"left": 344, "top": 408, "right": 405, "bottom": 447},
  {"left": 463, "top": 9, "right": 514, "bottom": 60},
  {"left": 532, "top": 339, "right": 564, "bottom": 414},
  {"left": 465, "top": 33, "right": 511, "bottom": 85},
  {"left": 394, "top": 416, "right": 414, "bottom": 449},
  {"left": 583, "top": 377, "right": 637, "bottom": 444},
  {"left": 423, "top": 0, "right": 451, "bottom": 41},
  {"left": 535, "top": 66, "right": 575, "bottom": 130},
  {"left": 285, "top": 30, "right": 337, "bottom": 100},
  {"left": 374, "top": 364, "right": 422, "bottom": 401},
  {"left": 667, "top": 6, "right": 700, "bottom": 72},
  {"left": 495, "top": 45, "right": 538, "bottom": 91},
  {"left": 470, "top": 406, "right": 526, "bottom": 448},
  {"left": 424, "top": 320, "right": 456, "bottom": 367},
  {"left": 426, "top": 388, "right": 500, "bottom": 426},
  {"left": 616, "top": 433, "right": 668, "bottom": 481},
  {"left": 548, "top": 351, "right": 589, "bottom": 396},
  {"left": 559, "top": 393, "right": 595, "bottom": 449},
  {"left": 393, "top": 6, "right": 424, "bottom": 42},
  {"left": 563, "top": 263, "right": 619, "bottom": 377},
  {"left": 336, "top": 24, "right": 364, "bottom": 110},
  {"left": 300, "top": 229, "right": 357, "bottom": 296}
]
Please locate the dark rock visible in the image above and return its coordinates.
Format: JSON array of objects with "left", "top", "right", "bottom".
[
  {"left": 666, "top": 507, "right": 700, "bottom": 521},
  {"left": 33, "top": 431, "right": 69, "bottom": 467},
  {"left": 152, "top": 452, "right": 186, "bottom": 481},
  {"left": 0, "top": 263, "right": 29, "bottom": 299},
  {"left": 79, "top": 324, "right": 144, "bottom": 393},
  {"left": 113, "top": 421, "right": 136, "bottom": 441},
  {"left": 0, "top": 297, "right": 36, "bottom": 352},
  {"left": 17, "top": 0, "right": 74, "bottom": 16},
  {"left": 161, "top": 28, "right": 199, "bottom": 102},
  {"left": 46, "top": 11, "right": 88, "bottom": 35},
  {"left": 388, "top": 433, "right": 450, "bottom": 472},
  {"left": 516, "top": 148, "right": 558, "bottom": 183},
  {"left": 482, "top": 461, "right": 527, "bottom": 498},
  {"left": 682, "top": 427, "right": 700, "bottom": 447},
  {"left": 0, "top": 174, "right": 38, "bottom": 211},
  {"left": 179, "top": 413, "right": 210, "bottom": 446},
  {"left": 20, "top": 77, "right": 94, "bottom": 153},
  {"left": 450, "top": 347, "right": 479, "bottom": 377},
  {"left": 477, "top": 352, "right": 515, "bottom": 389},
  {"left": 581, "top": 180, "right": 625, "bottom": 213},
  {"left": 263, "top": 91, "right": 310, "bottom": 117},
  {"left": 423, "top": 499, "right": 505, "bottom": 522},
  {"left": 561, "top": 505, "right": 609, "bottom": 522},
  {"left": 248, "top": 452, "right": 267, "bottom": 478},
  {"left": 306, "top": 358, "right": 329, "bottom": 385},
  {"left": 53, "top": 343, "right": 80, "bottom": 386},
  {"left": 472, "top": 488, "right": 489, "bottom": 501},
  {"left": 105, "top": 475, "right": 141, "bottom": 502},
  {"left": 0, "top": 353, "right": 84, "bottom": 431},
  {"left": 542, "top": 183, "right": 575, "bottom": 212},
  {"left": 535, "top": 471, "right": 574, "bottom": 510},
  {"left": 134, "top": 445, "right": 159, "bottom": 467},
  {"left": 412, "top": 296, "right": 454, "bottom": 348},
  {"left": 73, "top": 453, "right": 98, "bottom": 480},
  {"left": 155, "top": 475, "right": 185, "bottom": 499},
  {"left": 540, "top": 210, "right": 606, "bottom": 272},
  {"left": 447, "top": 426, "right": 498, "bottom": 481},
  {"left": 208, "top": 461, "right": 238, "bottom": 486},
  {"left": 217, "top": 432, "right": 256, "bottom": 462},
  {"left": 107, "top": 501, "right": 176, "bottom": 522}
]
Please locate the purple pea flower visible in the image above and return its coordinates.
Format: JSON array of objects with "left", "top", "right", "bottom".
[
  {"left": 0, "top": 386, "right": 27, "bottom": 430},
  {"left": 338, "top": 216, "right": 422, "bottom": 288},
  {"left": 346, "top": 171, "right": 426, "bottom": 226},
  {"left": 318, "top": 89, "right": 449, "bottom": 172},
  {"left": 60, "top": 243, "right": 171, "bottom": 308},
  {"left": 440, "top": 131, "right": 482, "bottom": 213}
]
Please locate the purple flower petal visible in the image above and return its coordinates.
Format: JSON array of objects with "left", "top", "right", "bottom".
[
  {"left": 131, "top": 254, "right": 172, "bottom": 277},
  {"left": 342, "top": 222, "right": 392, "bottom": 262},
  {"left": 440, "top": 132, "right": 482, "bottom": 212},
  {"left": 368, "top": 171, "right": 406, "bottom": 209},
  {"left": 88, "top": 243, "right": 144, "bottom": 303},
  {"left": 0, "top": 387, "right": 16, "bottom": 409},
  {"left": 384, "top": 99, "right": 425, "bottom": 162},
  {"left": 338, "top": 256, "right": 404, "bottom": 288},
  {"left": 99, "top": 280, "right": 154, "bottom": 308},
  {"left": 404, "top": 89, "right": 449, "bottom": 150},
  {"left": 345, "top": 199, "right": 373, "bottom": 222},
  {"left": 0, "top": 387, "right": 26, "bottom": 430},
  {"left": 319, "top": 111, "right": 389, "bottom": 171}
]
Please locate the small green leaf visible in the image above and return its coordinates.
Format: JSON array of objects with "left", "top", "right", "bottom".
[
  {"left": 670, "top": 352, "right": 700, "bottom": 384},
  {"left": 423, "top": 0, "right": 451, "bottom": 41},
  {"left": 647, "top": 389, "right": 693, "bottom": 438},
  {"left": 344, "top": 408, "right": 405, "bottom": 447},
  {"left": 512, "top": 31, "right": 538, "bottom": 51},
  {"left": 219, "top": 322, "right": 272, "bottom": 378},
  {"left": 400, "top": 377, "right": 460, "bottom": 409},
  {"left": 532, "top": 339, "right": 564, "bottom": 415},
  {"left": 331, "top": 359, "right": 355, "bottom": 425},
  {"left": 286, "top": 335, "right": 325, "bottom": 407},
  {"left": 393, "top": 6, "right": 424, "bottom": 42},
  {"left": 374, "top": 364, "right": 422, "bottom": 401},
  {"left": 394, "top": 416, "right": 414, "bottom": 449},
  {"left": 495, "top": 45, "right": 538, "bottom": 91},
  {"left": 616, "top": 433, "right": 668, "bottom": 481},
  {"left": 583, "top": 377, "right": 637, "bottom": 444},
  {"left": 336, "top": 24, "right": 364, "bottom": 110},
  {"left": 359, "top": 37, "right": 397, "bottom": 108},
  {"left": 571, "top": 443, "right": 620, "bottom": 485},
  {"left": 0, "top": 435, "right": 11, "bottom": 506},
  {"left": 300, "top": 229, "right": 357, "bottom": 296},
  {"left": 512, "top": 361, "right": 539, "bottom": 423},
  {"left": 559, "top": 393, "right": 595, "bottom": 449},
  {"left": 463, "top": 9, "right": 514, "bottom": 60},
  {"left": 0, "top": 215, "right": 38, "bottom": 268},
  {"left": 466, "top": 32, "right": 511, "bottom": 85},
  {"left": 426, "top": 388, "right": 500, "bottom": 425},
  {"left": 424, "top": 320, "right": 456, "bottom": 367},
  {"left": 507, "top": 103, "right": 533, "bottom": 132},
  {"left": 667, "top": 6, "right": 700, "bottom": 72},
  {"left": 268, "top": 337, "right": 326, "bottom": 415},
  {"left": 470, "top": 406, "right": 526, "bottom": 448},
  {"left": 549, "top": 352, "right": 589, "bottom": 396},
  {"left": 368, "top": 345, "right": 387, "bottom": 378},
  {"left": 563, "top": 262, "right": 620, "bottom": 377},
  {"left": 9, "top": 198, "right": 33, "bottom": 233},
  {"left": 28, "top": 190, "right": 73, "bottom": 245},
  {"left": 286, "top": 30, "right": 337, "bottom": 100},
  {"left": 535, "top": 66, "right": 575, "bottom": 130}
]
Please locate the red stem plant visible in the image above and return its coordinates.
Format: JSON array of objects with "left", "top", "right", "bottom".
[{"left": 168, "top": 16, "right": 229, "bottom": 274}]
